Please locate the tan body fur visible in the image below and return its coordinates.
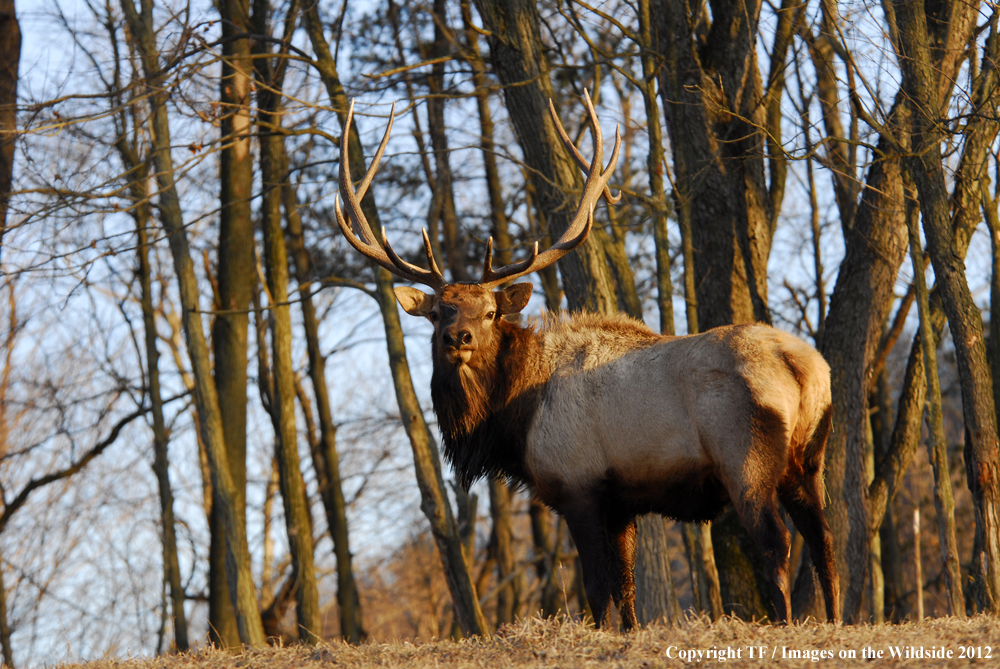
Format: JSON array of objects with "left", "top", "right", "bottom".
[{"left": 527, "top": 316, "right": 830, "bottom": 511}]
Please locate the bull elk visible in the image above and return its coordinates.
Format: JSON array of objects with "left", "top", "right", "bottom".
[{"left": 335, "top": 93, "right": 840, "bottom": 627}]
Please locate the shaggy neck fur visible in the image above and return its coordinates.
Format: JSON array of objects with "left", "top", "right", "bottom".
[{"left": 431, "top": 319, "right": 547, "bottom": 488}]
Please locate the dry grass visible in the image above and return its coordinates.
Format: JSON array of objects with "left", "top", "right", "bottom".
[{"left": 55, "top": 615, "right": 1000, "bottom": 668}]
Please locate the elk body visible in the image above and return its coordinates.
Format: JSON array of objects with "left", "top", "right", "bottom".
[{"left": 335, "top": 94, "right": 841, "bottom": 627}]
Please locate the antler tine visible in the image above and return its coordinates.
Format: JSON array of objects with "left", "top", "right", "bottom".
[
  {"left": 421, "top": 228, "right": 445, "bottom": 280},
  {"left": 481, "top": 236, "right": 540, "bottom": 284},
  {"left": 355, "top": 101, "right": 395, "bottom": 201},
  {"left": 339, "top": 100, "right": 379, "bottom": 249},
  {"left": 380, "top": 226, "right": 445, "bottom": 288},
  {"left": 336, "top": 99, "right": 445, "bottom": 289},
  {"left": 480, "top": 90, "right": 618, "bottom": 290},
  {"left": 548, "top": 90, "right": 622, "bottom": 205}
]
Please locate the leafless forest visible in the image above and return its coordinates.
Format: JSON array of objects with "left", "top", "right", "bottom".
[{"left": 0, "top": 0, "right": 999, "bottom": 664}]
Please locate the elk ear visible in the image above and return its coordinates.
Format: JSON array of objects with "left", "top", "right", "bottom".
[
  {"left": 394, "top": 287, "right": 435, "bottom": 319},
  {"left": 495, "top": 283, "right": 533, "bottom": 315}
]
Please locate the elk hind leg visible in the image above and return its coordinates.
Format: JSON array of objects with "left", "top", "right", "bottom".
[
  {"left": 779, "top": 479, "right": 841, "bottom": 622},
  {"left": 608, "top": 515, "right": 637, "bottom": 631},
  {"left": 733, "top": 494, "right": 793, "bottom": 622},
  {"left": 718, "top": 406, "right": 793, "bottom": 622}
]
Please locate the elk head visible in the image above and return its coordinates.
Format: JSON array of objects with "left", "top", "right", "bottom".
[{"left": 334, "top": 90, "right": 621, "bottom": 372}]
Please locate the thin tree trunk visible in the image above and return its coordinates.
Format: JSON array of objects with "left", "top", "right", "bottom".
[
  {"left": 473, "top": 0, "right": 620, "bottom": 315},
  {"left": 260, "top": 457, "right": 279, "bottom": 610},
  {"left": 0, "top": 0, "right": 18, "bottom": 262},
  {"left": 529, "top": 499, "right": 563, "bottom": 617},
  {"left": 871, "top": 367, "right": 905, "bottom": 621},
  {"left": 914, "top": 508, "right": 923, "bottom": 621},
  {"left": 985, "top": 180, "right": 1000, "bottom": 436},
  {"left": 0, "top": 549, "right": 12, "bottom": 668},
  {"left": 304, "top": 4, "right": 488, "bottom": 636},
  {"left": 131, "top": 161, "right": 190, "bottom": 650},
  {"left": 210, "top": 0, "right": 255, "bottom": 645},
  {"left": 634, "top": 516, "right": 682, "bottom": 625},
  {"left": 638, "top": 0, "right": 675, "bottom": 336},
  {"left": 895, "top": 0, "right": 1000, "bottom": 610},
  {"left": 110, "top": 70, "right": 190, "bottom": 647},
  {"left": 427, "top": 0, "right": 467, "bottom": 281},
  {"left": 907, "top": 200, "right": 965, "bottom": 617},
  {"left": 282, "top": 177, "right": 364, "bottom": 643},
  {"left": 252, "top": 2, "right": 321, "bottom": 641},
  {"left": 488, "top": 479, "right": 522, "bottom": 626},
  {"left": 864, "top": 413, "right": 884, "bottom": 623},
  {"left": 121, "top": 0, "right": 265, "bottom": 645}
]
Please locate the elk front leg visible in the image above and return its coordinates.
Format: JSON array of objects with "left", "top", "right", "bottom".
[
  {"left": 564, "top": 504, "right": 638, "bottom": 631},
  {"left": 564, "top": 507, "right": 615, "bottom": 628}
]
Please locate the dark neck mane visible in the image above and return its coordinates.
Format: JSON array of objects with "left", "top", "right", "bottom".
[{"left": 431, "top": 320, "right": 546, "bottom": 488}]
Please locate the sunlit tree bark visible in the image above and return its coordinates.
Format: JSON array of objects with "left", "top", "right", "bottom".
[
  {"left": 120, "top": 0, "right": 265, "bottom": 645},
  {"left": 209, "top": 0, "right": 256, "bottom": 645}
]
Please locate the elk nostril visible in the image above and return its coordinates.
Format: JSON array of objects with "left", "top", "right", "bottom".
[
  {"left": 459, "top": 331, "right": 472, "bottom": 346},
  {"left": 442, "top": 332, "right": 455, "bottom": 347}
]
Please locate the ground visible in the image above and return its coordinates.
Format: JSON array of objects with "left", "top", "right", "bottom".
[{"left": 51, "top": 615, "right": 1000, "bottom": 668}]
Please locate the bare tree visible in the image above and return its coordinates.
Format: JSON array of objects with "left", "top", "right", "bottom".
[
  {"left": 252, "top": 0, "right": 322, "bottom": 641},
  {"left": 210, "top": 0, "right": 257, "bottom": 646},
  {"left": 894, "top": 0, "right": 1000, "bottom": 610},
  {"left": 120, "top": 0, "right": 265, "bottom": 645}
]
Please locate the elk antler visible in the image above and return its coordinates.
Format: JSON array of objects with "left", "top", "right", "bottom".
[
  {"left": 480, "top": 89, "right": 621, "bottom": 289},
  {"left": 335, "top": 100, "right": 446, "bottom": 289}
]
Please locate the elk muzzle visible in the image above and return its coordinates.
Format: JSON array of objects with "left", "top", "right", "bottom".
[{"left": 442, "top": 327, "right": 474, "bottom": 365}]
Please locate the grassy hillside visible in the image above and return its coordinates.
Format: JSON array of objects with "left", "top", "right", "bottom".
[{"left": 52, "top": 615, "right": 1000, "bottom": 668}]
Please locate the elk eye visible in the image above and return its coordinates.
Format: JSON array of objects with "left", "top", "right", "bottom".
[
  {"left": 429, "top": 311, "right": 439, "bottom": 322},
  {"left": 486, "top": 311, "right": 496, "bottom": 321}
]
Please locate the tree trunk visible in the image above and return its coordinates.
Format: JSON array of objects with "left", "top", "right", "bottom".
[
  {"left": 866, "top": 4, "right": 996, "bottom": 610},
  {"left": 488, "top": 479, "right": 522, "bottom": 626},
  {"left": 894, "top": 0, "right": 1000, "bottom": 610},
  {"left": 529, "top": 499, "right": 563, "bottom": 617},
  {"left": 461, "top": 0, "right": 513, "bottom": 276},
  {"left": 210, "top": 0, "right": 255, "bottom": 646},
  {"left": 0, "top": 0, "right": 18, "bottom": 262},
  {"left": 871, "top": 368, "right": 905, "bottom": 620},
  {"left": 986, "top": 181, "right": 1000, "bottom": 442},
  {"left": 638, "top": 0, "right": 674, "bottom": 337},
  {"left": 906, "top": 200, "right": 965, "bottom": 617},
  {"left": 655, "top": 0, "right": 773, "bottom": 330},
  {"left": 304, "top": 4, "right": 488, "bottom": 636},
  {"left": 473, "top": 0, "right": 620, "bottom": 315},
  {"left": 282, "top": 175, "right": 364, "bottom": 642},
  {"left": 0, "top": 551, "right": 10, "bottom": 668},
  {"left": 427, "top": 0, "right": 468, "bottom": 281},
  {"left": 121, "top": 0, "right": 265, "bottom": 645},
  {"left": 253, "top": 7, "right": 322, "bottom": 639},
  {"left": 131, "top": 160, "right": 190, "bottom": 650},
  {"left": 864, "top": 415, "right": 884, "bottom": 623},
  {"left": 634, "top": 516, "right": 682, "bottom": 625}
]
